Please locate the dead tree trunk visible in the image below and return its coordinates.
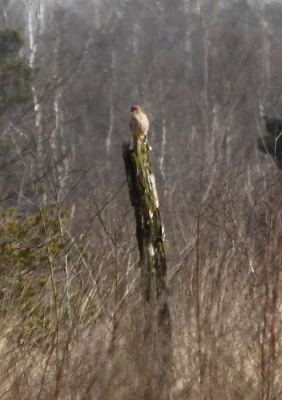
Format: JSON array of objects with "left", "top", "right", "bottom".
[{"left": 123, "top": 141, "right": 171, "bottom": 399}]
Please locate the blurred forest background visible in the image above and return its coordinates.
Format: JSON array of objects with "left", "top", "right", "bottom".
[{"left": 1, "top": 0, "right": 282, "bottom": 399}]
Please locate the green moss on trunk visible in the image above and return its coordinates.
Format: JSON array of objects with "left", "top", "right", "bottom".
[{"left": 123, "top": 141, "right": 171, "bottom": 346}]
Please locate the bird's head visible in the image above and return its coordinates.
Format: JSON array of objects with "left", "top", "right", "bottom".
[{"left": 131, "top": 105, "right": 142, "bottom": 114}]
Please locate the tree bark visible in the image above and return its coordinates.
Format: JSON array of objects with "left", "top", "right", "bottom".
[{"left": 123, "top": 141, "right": 171, "bottom": 399}]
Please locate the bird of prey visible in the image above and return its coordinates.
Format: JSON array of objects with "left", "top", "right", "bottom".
[{"left": 129, "top": 105, "right": 149, "bottom": 145}]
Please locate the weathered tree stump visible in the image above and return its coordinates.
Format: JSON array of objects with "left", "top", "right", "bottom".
[{"left": 123, "top": 141, "right": 171, "bottom": 399}]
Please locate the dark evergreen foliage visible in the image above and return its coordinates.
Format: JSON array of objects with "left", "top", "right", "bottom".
[
  {"left": 0, "top": 28, "right": 36, "bottom": 117},
  {"left": 257, "top": 116, "right": 282, "bottom": 167},
  {"left": 0, "top": 28, "right": 23, "bottom": 58}
]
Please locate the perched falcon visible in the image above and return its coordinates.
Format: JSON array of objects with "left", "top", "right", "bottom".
[{"left": 129, "top": 105, "right": 149, "bottom": 145}]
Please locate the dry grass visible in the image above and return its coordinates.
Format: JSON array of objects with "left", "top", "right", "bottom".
[{"left": 1, "top": 155, "right": 282, "bottom": 400}]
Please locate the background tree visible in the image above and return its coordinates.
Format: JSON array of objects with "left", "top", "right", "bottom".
[
  {"left": 0, "top": 28, "right": 36, "bottom": 117},
  {"left": 0, "top": 28, "right": 37, "bottom": 205},
  {"left": 257, "top": 116, "right": 282, "bottom": 167}
]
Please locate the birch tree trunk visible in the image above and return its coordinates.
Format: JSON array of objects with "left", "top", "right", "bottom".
[{"left": 123, "top": 141, "right": 171, "bottom": 399}]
